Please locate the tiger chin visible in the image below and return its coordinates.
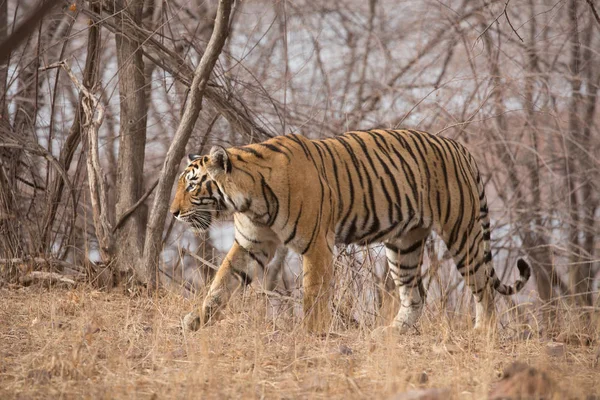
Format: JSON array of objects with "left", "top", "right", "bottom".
[{"left": 170, "top": 129, "right": 531, "bottom": 334}]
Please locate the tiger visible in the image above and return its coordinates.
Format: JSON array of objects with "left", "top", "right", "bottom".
[{"left": 170, "top": 129, "right": 531, "bottom": 333}]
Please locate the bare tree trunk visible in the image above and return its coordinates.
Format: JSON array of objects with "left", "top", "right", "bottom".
[
  {"left": 565, "top": 0, "right": 594, "bottom": 306},
  {"left": 0, "top": 0, "right": 7, "bottom": 119},
  {"left": 0, "top": 0, "right": 16, "bottom": 265},
  {"left": 41, "top": 1, "right": 102, "bottom": 252},
  {"left": 142, "top": 0, "right": 234, "bottom": 289},
  {"left": 114, "top": 0, "right": 148, "bottom": 280}
]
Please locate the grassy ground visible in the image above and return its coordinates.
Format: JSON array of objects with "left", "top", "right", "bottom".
[{"left": 1, "top": 285, "right": 598, "bottom": 399}]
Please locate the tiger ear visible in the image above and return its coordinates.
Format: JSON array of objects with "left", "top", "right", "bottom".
[
  {"left": 208, "top": 146, "right": 231, "bottom": 176},
  {"left": 187, "top": 154, "right": 201, "bottom": 164}
]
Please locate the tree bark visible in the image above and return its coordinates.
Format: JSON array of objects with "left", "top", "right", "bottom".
[
  {"left": 0, "top": 0, "right": 8, "bottom": 119},
  {"left": 114, "top": 0, "right": 148, "bottom": 278},
  {"left": 566, "top": 3, "right": 598, "bottom": 306},
  {"left": 142, "top": 0, "right": 234, "bottom": 289},
  {"left": 0, "top": 0, "right": 16, "bottom": 264},
  {"left": 565, "top": 0, "right": 594, "bottom": 306},
  {"left": 41, "top": 0, "right": 102, "bottom": 252}
]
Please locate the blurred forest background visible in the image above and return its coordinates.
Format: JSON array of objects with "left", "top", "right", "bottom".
[{"left": 0, "top": 0, "right": 599, "bottom": 327}]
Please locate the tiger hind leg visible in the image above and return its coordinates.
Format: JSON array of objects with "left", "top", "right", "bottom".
[
  {"left": 445, "top": 225, "right": 496, "bottom": 331},
  {"left": 385, "top": 227, "right": 431, "bottom": 333}
]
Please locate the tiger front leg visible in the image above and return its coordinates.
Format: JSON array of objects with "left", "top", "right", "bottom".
[
  {"left": 183, "top": 241, "right": 254, "bottom": 331},
  {"left": 183, "top": 259, "right": 238, "bottom": 331},
  {"left": 302, "top": 238, "right": 334, "bottom": 334}
]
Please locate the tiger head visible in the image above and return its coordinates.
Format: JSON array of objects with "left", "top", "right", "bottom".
[
  {"left": 170, "top": 146, "right": 254, "bottom": 233},
  {"left": 170, "top": 147, "right": 230, "bottom": 233}
]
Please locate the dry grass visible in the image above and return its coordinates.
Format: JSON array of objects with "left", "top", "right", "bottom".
[{"left": 1, "top": 285, "right": 599, "bottom": 399}]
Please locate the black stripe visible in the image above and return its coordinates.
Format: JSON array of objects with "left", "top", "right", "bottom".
[
  {"left": 197, "top": 175, "right": 208, "bottom": 187},
  {"left": 385, "top": 243, "right": 399, "bottom": 252},
  {"left": 274, "top": 139, "right": 294, "bottom": 155},
  {"left": 397, "top": 274, "right": 418, "bottom": 286},
  {"left": 366, "top": 130, "right": 392, "bottom": 152},
  {"left": 405, "top": 133, "right": 431, "bottom": 223},
  {"left": 284, "top": 203, "right": 303, "bottom": 245},
  {"left": 386, "top": 131, "right": 420, "bottom": 217},
  {"left": 282, "top": 179, "right": 292, "bottom": 228},
  {"left": 358, "top": 159, "right": 380, "bottom": 235},
  {"left": 399, "top": 263, "right": 419, "bottom": 270},
  {"left": 287, "top": 134, "right": 311, "bottom": 158},
  {"left": 399, "top": 240, "right": 423, "bottom": 255},
  {"left": 300, "top": 172, "right": 326, "bottom": 254},
  {"left": 447, "top": 140, "right": 477, "bottom": 218},
  {"left": 232, "top": 165, "right": 258, "bottom": 182},
  {"left": 337, "top": 162, "right": 357, "bottom": 240},
  {"left": 446, "top": 142, "right": 467, "bottom": 249},
  {"left": 435, "top": 138, "right": 455, "bottom": 226},
  {"left": 238, "top": 146, "right": 265, "bottom": 159},
  {"left": 463, "top": 257, "right": 484, "bottom": 277},
  {"left": 232, "top": 268, "right": 253, "bottom": 286},
  {"left": 423, "top": 133, "right": 450, "bottom": 223},
  {"left": 236, "top": 227, "right": 262, "bottom": 244},
  {"left": 363, "top": 218, "right": 402, "bottom": 243},
  {"left": 333, "top": 136, "right": 366, "bottom": 188},
  {"left": 320, "top": 140, "right": 344, "bottom": 221},
  {"left": 343, "top": 216, "right": 359, "bottom": 244},
  {"left": 259, "top": 174, "right": 279, "bottom": 227},
  {"left": 301, "top": 215, "right": 321, "bottom": 255},
  {"left": 312, "top": 141, "right": 337, "bottom": 235},
  {"left": 246, "top": 250, "right": 265, "bottom": 269},
  {"left": 455, "top": 229, "right": 483, "bottom": 271},
  {"left": 257, "top": 142, "right": 291, "bottom": 161},
  {"left": 346, "top": 133, "right": 382, "bottom": 234},
  {"left": 372, "top": 150, "right": 401, "bottom": 223},
  {"left": 484, "top": 252, "right": 492, "bottom": 263}
]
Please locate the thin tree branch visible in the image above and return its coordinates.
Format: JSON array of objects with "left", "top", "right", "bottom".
[
  {"left": 586, "top": 0, "right": 600, "bottom": 26},
  {"left": 476, "top": 0, "right": 523, "bottom": 47},
  {"left": 112, "top": 178, "right": 159, "bottom": 234},
  {"left": 503, "top": 0, "right": 523, "bottom": 42},
  {"left": 0, "top": 0, "right": 63, "bottom": 63},
  {"left": 142, "top": 0, "right": 234, "bottom": 289}
]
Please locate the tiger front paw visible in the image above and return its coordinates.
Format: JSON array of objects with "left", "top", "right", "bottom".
[
  {"left": 390, "top": 319, "right": 413, "bottom": 334},
  {"left": 391, "top": 303, "right": 422, "bottom": 334},
  {"left": 201, "top": 293, "right": 224, "bottom": 325},
  {"left": 182, "top": 312, "right": 202, "bottom": 331}
]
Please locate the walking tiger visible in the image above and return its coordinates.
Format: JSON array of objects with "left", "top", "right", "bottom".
[{"left": 170, "top": 129, "right": 531, "bottom": 332}]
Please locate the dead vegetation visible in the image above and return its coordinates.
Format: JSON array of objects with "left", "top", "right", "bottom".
[
  {"left": 1, "top": 285, "right": 598, "bottom": 399},
  {"left": 1, "top": 0, "right": 599, "bottom": 398}
]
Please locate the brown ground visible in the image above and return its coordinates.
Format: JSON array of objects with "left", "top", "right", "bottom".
[{"left": 1, "top": 286, "right": 598, "bottom": 399}]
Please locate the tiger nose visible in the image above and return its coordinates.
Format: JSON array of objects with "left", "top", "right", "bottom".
[{"left": 172, "top": 210, "right": 180, "bottom": 218}]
